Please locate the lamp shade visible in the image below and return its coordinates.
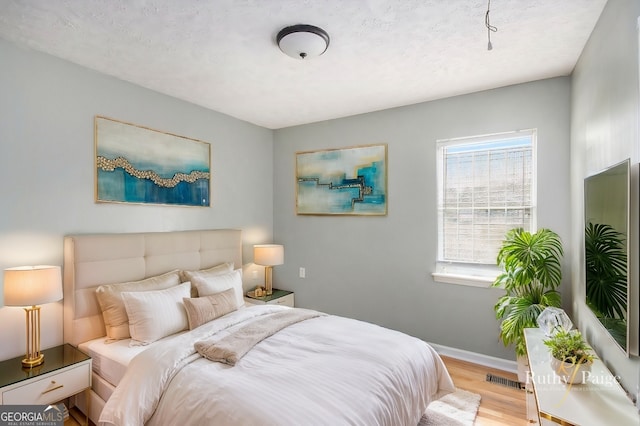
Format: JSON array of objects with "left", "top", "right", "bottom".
[
  {"left": 3, "top": 265, "right": 63, "bottom": 307},
  {"left": 254, "top": 245, "right": 284, "bottom": 266}
]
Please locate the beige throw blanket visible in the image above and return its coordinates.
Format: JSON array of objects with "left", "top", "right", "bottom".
[{"left": 195, "top": 308, "right": 324, "bottom": 365}]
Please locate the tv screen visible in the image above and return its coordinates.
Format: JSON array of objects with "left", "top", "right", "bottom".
[{"left": 584, "top": 158, "right": 629, "bottom": 353}]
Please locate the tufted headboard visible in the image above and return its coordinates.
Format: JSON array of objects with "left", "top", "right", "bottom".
[{"left": 63, "top": 229, "right": 242, "bottom": 346}]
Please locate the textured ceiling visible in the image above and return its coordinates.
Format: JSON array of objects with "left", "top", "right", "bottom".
[{"left": 0, "top": 0, "right": 607, "bottom": 129}]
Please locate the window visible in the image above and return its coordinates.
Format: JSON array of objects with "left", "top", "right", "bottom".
[{"left": 434, "top": 130, "right": 536, "bottom": 285}]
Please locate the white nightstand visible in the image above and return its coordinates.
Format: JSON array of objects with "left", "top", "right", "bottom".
[
  {"left": 0, "top": 344, "right": 91, "bottom": 425},
  {"left": 245, "top": 289, "right": 294, "bottom": 307}
]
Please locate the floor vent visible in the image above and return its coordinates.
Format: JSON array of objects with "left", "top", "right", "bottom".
[{"left": 486, "top": 373, "right": 525, "bottom": 390}]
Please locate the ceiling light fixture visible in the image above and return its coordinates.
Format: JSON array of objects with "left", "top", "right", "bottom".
[{"left": 277, "top": 24, "right": 330, "bottom": 60}]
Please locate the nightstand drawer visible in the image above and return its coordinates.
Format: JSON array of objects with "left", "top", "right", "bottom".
[
  {"left": 266, "top": 293, "right": 294, "bottom": 307},
  {"left": 2, "top": 361, "right": 91, "bottom": 405}
]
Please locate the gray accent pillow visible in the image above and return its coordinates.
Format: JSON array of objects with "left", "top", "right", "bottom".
[{"left": 183, "top": 288, "right": 238, "bottom": 330}]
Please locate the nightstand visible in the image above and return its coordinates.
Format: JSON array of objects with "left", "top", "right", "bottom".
[
  {"left": 245, "top": 289, "right": 294, "bottom": 307},
  {"left": 0, "top": 344, "right": 91, "bottom": 425}
]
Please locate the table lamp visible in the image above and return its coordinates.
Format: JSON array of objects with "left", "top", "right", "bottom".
[
  {"left": 3, "top": 265, "right": 63, "bottom": 368},
  {"left": 253, "top": 245, "right": 284, "bottom": 296}
]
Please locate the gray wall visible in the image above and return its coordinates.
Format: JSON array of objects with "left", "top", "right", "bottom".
[
  {"left": 0, "top": 39, "right": 274, "bottom": 361},
  {"left": 273, "top": 77, "right": 572, "bottom": 361},
  {"left": 570, "top": 0, "right": 640, "bottom": 397}
]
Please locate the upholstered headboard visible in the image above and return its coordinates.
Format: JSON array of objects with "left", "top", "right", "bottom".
[{"left": 63, "top": 229, "right": 242, "bottom": 346}]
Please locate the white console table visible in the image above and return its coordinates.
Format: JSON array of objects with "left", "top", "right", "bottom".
[{"left": 524, "top": 328, "right": 639, "bottom": 425}]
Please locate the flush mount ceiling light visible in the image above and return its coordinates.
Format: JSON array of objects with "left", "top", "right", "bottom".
[{"left": 276, "top": 24, "right": 330, "bottom": 60}]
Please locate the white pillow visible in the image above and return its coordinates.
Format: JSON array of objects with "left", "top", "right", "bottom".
[
  {"left": 95, "top": 270, "right": 181, "bottom": 341},
  {"left": 121, "top": 281, "right": 190, "bottom": 345},
  {"left": 191, "top": 269, "right": 244, "bottom": 308},
  {"left": 180, "top": 262, "right": 235, "bottom": 297}
]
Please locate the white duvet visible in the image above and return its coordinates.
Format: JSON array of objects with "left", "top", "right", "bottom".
[{"left": 99, "top": 305, "right": 455, "bottom": 426}]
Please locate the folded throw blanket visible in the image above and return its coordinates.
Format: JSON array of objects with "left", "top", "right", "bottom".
[{"left": 195, "top": 308, "right": 325, "bottom": 365}]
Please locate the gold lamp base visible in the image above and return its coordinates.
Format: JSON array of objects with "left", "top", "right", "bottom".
[
  {"left": 22, "top": 305, "right": 45, "bottom": 369},
  {"left": 264, "top": 266, "right": 273, "bottom": 295},
  {"left": 22, "top": 353, "right": 44, "bottom": 368}
]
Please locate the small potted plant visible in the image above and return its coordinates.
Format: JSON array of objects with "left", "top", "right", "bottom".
[{"left": 543, "top": 329, "right": 595, "bottom": 384}]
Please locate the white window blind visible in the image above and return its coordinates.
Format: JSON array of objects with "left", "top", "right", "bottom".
[{"left": 436, "top": 130, "right": 536, "bottom": 267}]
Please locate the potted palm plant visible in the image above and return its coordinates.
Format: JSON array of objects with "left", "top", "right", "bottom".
[
  {"left": 543, "top": 329, "right": 594, "bottom": 384},
  {"left": 492, "top": 228, "right": 564, "bottom": 380}
]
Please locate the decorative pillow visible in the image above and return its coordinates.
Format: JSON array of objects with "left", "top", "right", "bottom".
[
  {"left": 182, "top": 288, "right": 238, "bottom": 330},
  {"left": 191, "top": 269, "right": 244, "bottom": 308},
  {"left": 180, "top": 262, "right": 234, "bottom": 297},
  {"left": 95, "top": 270, "right": 181, "bottom": 342},
  {"left": 121, "top": 281, "right": 191, "bottom": 345}
]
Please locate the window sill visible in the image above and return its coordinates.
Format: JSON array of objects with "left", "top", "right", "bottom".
[{"left": 431, "top": 272, "right": 495, "bottom": 288}]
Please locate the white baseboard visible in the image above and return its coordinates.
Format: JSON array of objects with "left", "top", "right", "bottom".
[{"left": 429, "top": 342, "right": 517, "bottom": 374}]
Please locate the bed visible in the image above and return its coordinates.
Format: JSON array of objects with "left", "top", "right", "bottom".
[{"left": 63, "top": 229, "right": 455, "bottom": 425}]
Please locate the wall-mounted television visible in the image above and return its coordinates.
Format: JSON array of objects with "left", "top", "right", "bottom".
[{"left": 584, "top": 159, "right": 630, "bottom": 354}]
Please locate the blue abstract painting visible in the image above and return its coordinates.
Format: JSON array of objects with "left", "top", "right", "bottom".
[
  {"left": 95, "top": 116, "right": 210, "bottom": 206},
  {"left": 296, "top": 144, "right": 387, "bottom": 215}
]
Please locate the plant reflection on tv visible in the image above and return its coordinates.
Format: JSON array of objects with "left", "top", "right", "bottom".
[{"left": 585, "top": 221, "right": 627, "bottom": 349}]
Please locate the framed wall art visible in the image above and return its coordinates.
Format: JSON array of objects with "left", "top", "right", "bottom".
[
  {"left": 296, "top": 144, "right": 387, "bottom": 215},
  {"left": 95, "top": 116, "right": 211, "bottom": 207}
]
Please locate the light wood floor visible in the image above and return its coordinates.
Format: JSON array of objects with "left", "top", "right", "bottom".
[
  {"left": 442, "top": 356, "right": 529, "bottom": 425},
  {"left": 66, "top": 356, "right": 528, "bottom": 426},
  {"left": 64, "top": 408, "right": 89, "bottom": 426}
]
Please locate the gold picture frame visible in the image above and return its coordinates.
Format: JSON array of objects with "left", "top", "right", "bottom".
[
  {"left": 95, "top": 116, "right": 211, "bottom": 207},
  {"left": 296, "top": 144, "right": 387, "bottom": 215}
]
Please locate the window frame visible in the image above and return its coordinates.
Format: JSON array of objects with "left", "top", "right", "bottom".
[{"left": 433, "top": 129, "right": 537, "bottom": 286}]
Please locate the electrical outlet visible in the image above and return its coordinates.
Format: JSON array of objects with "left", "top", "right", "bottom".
[
  {"left": 299, "top": 267, "right": 306, "bottom": 278},
  {"left": 252, "top": 270, "right": 258, "bottom": 279}
]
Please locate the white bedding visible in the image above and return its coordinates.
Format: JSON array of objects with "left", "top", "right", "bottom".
[
  {"left": 100, "top": 305, "right": 455, "bottom": 426},
  {"left": 79, "top": 329, "right": 190, "bottom": 404},
  {"left": 79, "top": 338, "right": 148, "bottom": 387}
]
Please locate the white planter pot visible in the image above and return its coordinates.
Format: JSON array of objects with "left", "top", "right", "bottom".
[
  {"left": 550, "top": 357, "right": 592, "bottom": 384},
  {"left": 517, "top": 354, "right": 529, "bottom": 383}
]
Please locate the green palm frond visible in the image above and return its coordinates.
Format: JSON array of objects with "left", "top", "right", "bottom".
[
  {"left": 494, "top": 228, "right": 563, "bottom": 291},
  {"left": 598, "top": 317, "right": 627, "bottom": 348},
  {"left": 585, "top": 222, "right": 627, "bottom": 318},
  {"left": 495, "top": 290, "right": 561, "bottom": 356}
]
